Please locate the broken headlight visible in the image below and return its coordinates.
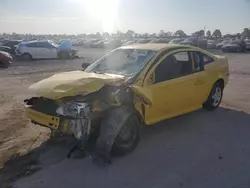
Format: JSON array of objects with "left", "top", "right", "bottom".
[{"left": 56, "top": 102, "right": 90, "bottom": 118}]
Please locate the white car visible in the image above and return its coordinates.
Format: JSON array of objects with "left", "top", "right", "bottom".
[
  {"left": 16, "top": 40, "right": 71, "bottom": 60},
  {"left": 245, "top": 39, "right": 250, "bottom": 50}
]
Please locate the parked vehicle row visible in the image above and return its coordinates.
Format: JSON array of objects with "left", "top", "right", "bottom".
[{"left": 83, "top": 37, "right": 250, "bottom": 52}]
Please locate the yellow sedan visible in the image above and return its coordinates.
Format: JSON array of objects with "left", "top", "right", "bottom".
[{"left": 25, "top": 44, "right": 229, "bottom": 160}]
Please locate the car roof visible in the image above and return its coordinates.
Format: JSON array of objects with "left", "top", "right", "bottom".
[
  {"left": 119, "top": 43, "right": 193, "bottom": 51},
  {"left": 22, "top": 40, "right": 49, "bottom": 44}
]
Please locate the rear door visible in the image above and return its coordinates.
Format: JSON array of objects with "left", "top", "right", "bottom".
[
  {"left": 32, "top": 42, "right": 46, "bottom": 59},
  {"left": 191, "top": 51, "right": 215, "bottom": 104}
]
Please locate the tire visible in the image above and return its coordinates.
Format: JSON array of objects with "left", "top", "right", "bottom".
[
  {"left": 112, "top": 114, "right": 141, "bottom": 156},
  {"left": 240, "top": 47, "right": 245, "bottom": 52},
  {"left": 21, "top": 53, "right": 32, "bottom": 61},
  {"left": 203, "top": 81, "right": 224, "bottom": 111},
  {"left": 58, "top": 51, "right": 70, "bottom": 59},
  {"left": 0, "top": 60, "right": 9, "bottom": 68}
]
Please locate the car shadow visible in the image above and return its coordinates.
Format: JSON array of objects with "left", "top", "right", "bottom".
[
  {"left": 2, "top": 107, "right": 250, "bottom": 187},
  {"left": 140, "top": 107, "right": 248, "bottom": 141}
]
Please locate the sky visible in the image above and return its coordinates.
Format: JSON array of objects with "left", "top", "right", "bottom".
[{"left": 0, "top": 0, "right": 250, "bottom": 35}]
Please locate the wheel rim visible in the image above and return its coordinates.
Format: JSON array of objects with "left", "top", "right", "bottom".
[
  {"left": 116, "top": 117, "right": 137, "bottom": 148},
  {"left": 212, "top": 86, "right": 222, "bottom": 107}
]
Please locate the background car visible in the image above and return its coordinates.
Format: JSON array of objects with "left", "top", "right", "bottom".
[
  {"left": 16, "top": 40, "right": 59, "bottom": 60},
  {"left": 149, "top": 38, "right": 170, "bottom": 43},
  {"left": 0, "top": 51, "right": 13, "bottom": 68},
  {"left": 122, "top": 40, "right": 135, "bottom": 46},
  {"left": 168, "top": 38, "right": 185, "bottom": 44},
  {"left": 16, "top": 40, "right": 75, "bottom": 60},
  {"left": 72, "top": 38, "right": 85, "bottom": 46},
  {"left": 245, "top": 39, "right": 250, "bottom": 51},
  {"left": 135, "top": 39, "right": 152, "bottom": 44},
  {"left": 0, "top": 40, "right": 22, "bottom": 55},
  {"left": 0, "top": 40, "right": 22, "bottom": 49},
  {"left": 91, "top": 40, "right": 104, "bottom": 48},
  {"left": 221, "top": 40, "right": 246, "bottom": 52},
  {"left": 0, "top": 46, "right": 13, "bottom": 55},
  {"left": 84, "top": 39, "right": 101, "bottom": 47},
  {"left": 216, "top": 40, "right": 230, "bottom": 49},
  {"left": 207, "top": 39, "right": 218, "bottom": 49},
  {"left": 180, "top": 37, "right": 207, "bottom": 48}
]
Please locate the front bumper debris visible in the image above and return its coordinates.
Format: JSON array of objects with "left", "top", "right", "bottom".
[{"left": 25, "top": 107, "right": 60, "bottom": 129}]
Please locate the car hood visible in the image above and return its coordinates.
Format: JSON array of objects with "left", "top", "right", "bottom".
[{"left": 29, "top": 71, "right": 125, "bottom": 99}]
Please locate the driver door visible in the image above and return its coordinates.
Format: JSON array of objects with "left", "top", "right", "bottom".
[{"left": 143, "top": 50, "right": 200, "bottom": 125}]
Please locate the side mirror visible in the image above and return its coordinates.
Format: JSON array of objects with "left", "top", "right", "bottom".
[
  {"left": 147, "top": 72, "right": 155, "bottom": 85},
  {"left": 82, "top": 62, "right": 90, "bottom": 70}
]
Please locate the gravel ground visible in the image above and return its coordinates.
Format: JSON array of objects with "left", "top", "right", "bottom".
[{"left": 0, "top": 48, "right": 250, "bottom": 188}]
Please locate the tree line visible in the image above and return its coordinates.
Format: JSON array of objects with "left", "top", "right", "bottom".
[
  {"left": 121, "top": 28, "right": 250, "bottom": 39},
  {"left": 1, "top": 28, "right": 250, "bottom": 40}
]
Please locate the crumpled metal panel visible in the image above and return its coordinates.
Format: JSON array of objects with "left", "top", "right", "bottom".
[{"left": 28, "top": 71, "right": 125, "bottom": 100}]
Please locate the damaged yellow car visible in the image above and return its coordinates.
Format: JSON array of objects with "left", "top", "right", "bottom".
[{"left": 25, "top": 44, "right": 229, "bottom": 160}]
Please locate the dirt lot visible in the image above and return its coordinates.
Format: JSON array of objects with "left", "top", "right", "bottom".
[{"left": 0, "top": 48, "right": 250, "bottom": 188}]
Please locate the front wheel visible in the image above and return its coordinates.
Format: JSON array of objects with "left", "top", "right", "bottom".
[
  {"left": 112, "top": 114, "right": 141, "bottom": 156},
  {"left": 203, "top": 82, "right": 223, "bottom": 111}
]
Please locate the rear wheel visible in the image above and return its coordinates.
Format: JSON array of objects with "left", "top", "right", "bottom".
[
  {"left": 58, "top": 51, "right": 70, "bottom": 59},
  {"left": 203, "top": 81, "right": 224, "bottom": 111},
  {"left": 21, "top": 53, "right": 32, "bottom": 61},
  {"left": 0, "top": 60, "right": 11, "bottom": 68}
]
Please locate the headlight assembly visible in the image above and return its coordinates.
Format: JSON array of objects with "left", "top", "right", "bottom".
[{"left": 56, "top": 102, "right": 90, "bottom": 118}]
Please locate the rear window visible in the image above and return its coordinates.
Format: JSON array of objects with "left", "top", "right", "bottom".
[
  {"left": 203, "top": 54, "right": 214, "bottom": 64},
  {"left": 26, "top": 43, "right": 38, "bottom": 47},
  {"left": 173, "top": 52, "right": 189, "bottom": 61}
]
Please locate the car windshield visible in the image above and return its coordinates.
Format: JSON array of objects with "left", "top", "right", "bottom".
[
  {"left": 48, "top": 40, "right": 58, "bottom": 47},
  {"left": 85, "top": 48, "right": 156, "bottom": 77},
  {"left": 230, "top": 41, "right": 241, "bottom": 45}
]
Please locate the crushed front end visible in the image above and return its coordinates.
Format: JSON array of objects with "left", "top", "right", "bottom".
[{"left": 24, "top": 83, "right": 139, "bottom": 161}]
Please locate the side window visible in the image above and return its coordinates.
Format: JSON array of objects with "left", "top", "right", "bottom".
[
  {"left": 36, "top": 42, "right": 48, "bottom": 48},
  {"left": 43, "top": 42, "right": 54, "bottom": 48},
  {"left": 26, "top": 43, "right": 38, "bottom": 47},
  {"left": 192, "top": 52, "right": 203, "bottom": 72},
  {"left": 203, "top": 54, "right": 214, "bottom": 64},
  {"left": 192, "top": 52, "right": 214, "bottom": 70},
  {"left": 173, "top": 52, "right": 189, "bottom": 61},
  {"left": 154, "top": 51, "right": 193, "bottom": 83}
]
